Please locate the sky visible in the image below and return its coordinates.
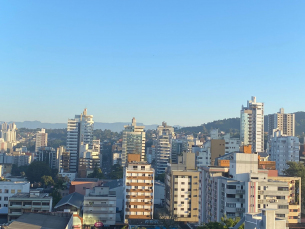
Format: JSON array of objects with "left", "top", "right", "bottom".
[{"left": 1, "top": 1, "right": 305, "bottom": 126}]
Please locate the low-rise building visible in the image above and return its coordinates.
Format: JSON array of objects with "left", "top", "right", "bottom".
[
  {"left": 8, "top": 190, "right": 52, "bottom": 221},
  {"left": 7, "top": 212, "right": 73, "bottom": 229},
  {"left": 0, "top": 181, "right": 30, "bottom": 208},
  {"left": 83, "top": 186, "right": 116, "bottom": 227}
]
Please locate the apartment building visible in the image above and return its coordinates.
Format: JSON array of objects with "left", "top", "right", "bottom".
[
  {"left": 171, "top": 139, "right": 188, "bottom": 164},
  {"left": 83, "top": 186, "right": 116, "bottom": 226},
  {"left": 124, "top": 155, "right": 154, "bottom": 223},
  {"left": 1, "top": 123, "right": 17, "bottom": 143},
  {"left": 36, "top": 146, "right": 59, "bottom": 169},
  {"left": 269, "top": 130, "right": 300, "bottom": 175},
  {"left": 67, "top": 108, "right": 94, "bottom": 172},
  {"left": 194, "top": 139, "right": 225, "bottom": 167},
  {"left": 155, "top": 122, "right": 175, "bottom": 175},
  {"left": 35, "top": 128, "right": 48, "bottom": 152},
  {"left": 78, "top": 143, "right": 100, "bottom": 178},
  {"left": 8, "top": 190, "right": 52, "bottom": 221},
  {"left": 268, "top": 176, "right": 301, "bottom": 223},
  {"left": 240, "top": 96, "right": 264, "bottom": 153},
  {"left": 165, "top": 153, "right": 200, "bottom": 222},
  {"left": 268, "top": 108, "right": 295, "bottom": 139},
  {"left": 0, "top": 181, "right": 30, "bottom": 208},
  {"left": 12, "top": 151, "right": 32, "bottom": 167},
  {"left": 199, "top": 153, "right": 294, "bottom": 224},
  {"left": 223, "top": 133, "right": 240, "bottom": 154},
  {"left": 122, "top": 118, "right": 145, "bottom": 167}
]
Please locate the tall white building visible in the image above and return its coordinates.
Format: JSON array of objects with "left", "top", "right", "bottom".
[
  {"left": 269, "top": 129, "right": 300, "bottom": 175},
  {"left": 35, "top": 128, "right": 48, "bottom": 152},
  {"left": 240, "top": 96, "right": 264, "bottom": 153},
  {"left": 268, "top": 108, "right": 295, "bottom": 139},
  {"left": 1, "top": 122, "right": 17, "bottom": 143},
  {"left": 66, "top": 108, "right": 94, "bottom": 172},
  {"left": 121, "top": 118, "right": 145, "bottom": 167},
  {"left": 155, "top": 122, "right": 175, "bottom": 175}
]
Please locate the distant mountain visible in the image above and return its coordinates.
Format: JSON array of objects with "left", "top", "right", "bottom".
[
  {"left": 0, "top": 121, "right": 164, "bottom": 132},
  {"left": 178, "top": 111, "right": 305, "bottom": 137}
]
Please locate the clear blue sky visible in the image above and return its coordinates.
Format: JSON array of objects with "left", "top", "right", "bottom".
[{"left": 1, "top": 1, "right": 305, "bottom": 126}]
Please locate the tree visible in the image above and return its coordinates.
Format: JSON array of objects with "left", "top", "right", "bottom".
[
  {"left": 197, "top": 222, "right": 224, "bottom": 229},
  {"left": 51, "top": 189, "right": 62, "bottom": 207},
  {"left": 26, "top": 161, "right": 51, "bottom": 183},
  {"left": 87, "top": 166, "right": 104, "bottom": 179},
  {"left": 221, "top": 216, "right": 244, "bottom": 229},
  {"left": 283, "top": 161, "right": 305, "bottom": 205},
  {"left": 197, "top": 217, "right": 244, "bottom": 229},
  {"left": 41, "top": 175, "right": 55, "bottom": 188},
  {"left": 109, "top": 164, "right": 123, "bottom": 179}
]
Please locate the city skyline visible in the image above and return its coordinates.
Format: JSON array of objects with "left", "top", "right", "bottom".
[{"left": 1, "top": 1, "right": 305, "bottom": 126}]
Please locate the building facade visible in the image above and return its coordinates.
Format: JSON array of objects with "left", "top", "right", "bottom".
[
  {"left": 124, "top": 159, "right": 154, "bottom": 222},
  {"left": 0, "top": 181, "right": 30, "bottom": 208},
  {"left": 165, "top": 153, "right": 200, "bottom": 222},
  {"left": 8, "top": 190, "right": 52, "bottom": 221},
  {"left": 269, "top": 130, "right": 300, "bottom": 175},
  {"left": 66, "top": 108, "right": 94, "bottom": 172},
  {"left": 240, "top": 96, "right": 264, "bottom": 153},
  {"left": 35, "top": 128, "right": 48, "bottom": 152},
  {"left": 83, "top": 186, "right": 116, "bottom": 226},
  {"left": 268, "top": 108, "right": 295, "bottom": 139},
  {"left": 36, "top": 146, "right": 59, "bottom": 169},
  {"left": 155, "top": 122, "right": 175, "bottom": 175},
  {"left": 121, "top": 118, "right": 145, "bottom": 167}
]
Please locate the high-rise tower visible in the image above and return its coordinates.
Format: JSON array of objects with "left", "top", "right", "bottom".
[
  {"left": 268, "top": 108, "right": 295, "bottom": 139},
  {"left": 240, "top": 96, "right": 264, "bottom": 153},
  {"left": 121, "top": 118, "right": 145, "bottom": 167},
  {"left": 66, "top": 108, "right": 94, "bottom": 172}
]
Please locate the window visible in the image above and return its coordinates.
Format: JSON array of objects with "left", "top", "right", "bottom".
[
  {"left": 4, "top": 204, "right": 7, "bottom": 207},
  {"left": 4, "top": 197, "right": 8, "bottom": 201},
  {"left": 4, "top": 189, "right": 8, "bottom": 193},
  {"left": 0, "top": 189, "right": 2, "bottom": 193},
  {"left": 11, "top": 189, "right": 15, "bottom": 194}
]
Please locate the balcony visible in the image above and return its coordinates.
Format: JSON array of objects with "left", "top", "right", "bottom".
[
  {"left": 84, "top": 203, "right": 114, "bottom": 207},
  {"left": 126, "top": 183, "right": 153, "bottom": 187},
  {"left": 126, "top": 195, "right": 152, "bottom": 199},
  {"left": 236, "top": 190, "right": 245, "bottom": 194},
  {"left": 126, "top": 202, "right": 152, "bottom": 206},
  {"left": 127, "top": 176, "right": 153, "bottom": 180},
  {"left": 125, "top": 208, "right": 152, "bottom": 212},
  {"left": 83, "top": 210, "right": 115, "bottom": 214},
  {"left": 126, "top": 189, "right": 153, "bottom": 193},
  {"left": 125, "top": 215, "right": 151, "bottom": 219}
]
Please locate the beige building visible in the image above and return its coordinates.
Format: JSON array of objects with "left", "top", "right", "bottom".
[
  {"left": 8, "top": 190, "right": 52, "bottom": 222},
  {"left": 35, "top": 128, "right": 48, "bottom": 152},
  {"left": 268, "top": 176, "right": 301, "bottom": 223},
  {"left": 122, "top": 118, "right": 145, "bottom": 167},
  {"left": 83, "top": 186, "right": 116, "bottom": 226},
  {"left": 165, "top": 152, "right": 199, "bottom": 222},
  {"left": 124, "top": 154, "right": 154, "bottom": 222},
  {"left": 268, "top": 108, "right": 295, "bottom": 139}
]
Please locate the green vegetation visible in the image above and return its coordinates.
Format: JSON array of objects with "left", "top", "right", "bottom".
[
  {"left": 26, "top": 161, "right": 52, "bottom": 183},
  {"left": 87, "top": 166, "right": 104, "bottom": 179},
  {"left": 109, "top": 164, "right": 123, "bottom": 179},
  {"left": 41, "top": 175, "right": 55, "bottom": 188},
  {"left": 198, "top": 216, "right": 244, "bottom": 229}
]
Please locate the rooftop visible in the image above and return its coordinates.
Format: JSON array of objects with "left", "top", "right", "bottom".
[
  {"left": 54, "top": 192, "right": 84, "bottom": 209},
  {"left": 10, "top": 192, "right": 52, "bottom": 199},
  {"left": 7, "top": 213, "right": 72, "bottom": 229}
]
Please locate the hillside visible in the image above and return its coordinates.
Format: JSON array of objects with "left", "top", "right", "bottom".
[{"left": 177, "top": 111, "right": 305, "bottom": 137}]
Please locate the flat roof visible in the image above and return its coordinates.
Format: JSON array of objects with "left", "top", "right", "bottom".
[{"left": 8, "top": 213, "right": 72, "bottom": 229}]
